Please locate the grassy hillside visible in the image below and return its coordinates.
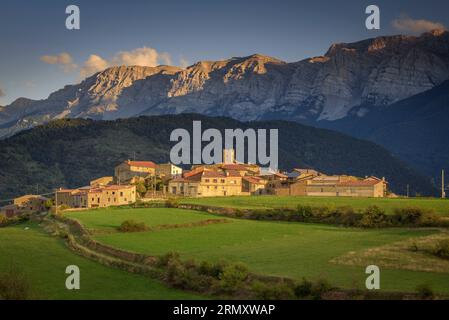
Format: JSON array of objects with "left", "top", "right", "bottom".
[
  {"left": 67, "top": 207, "right": 449, "bottom": 294},
  {"left": 0, "top": 114, "right": 436, "bottom": 199},
  {"left": 180, "top": 196, "right": 449, "bottom": 216},
  {"left": 0, "top": 222, "right": 203, "bottom": 299}
]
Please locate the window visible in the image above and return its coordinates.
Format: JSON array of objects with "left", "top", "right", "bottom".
[
  {"left": 205, "top": 179, "right": 210, "bottom": 183},
  {"left": 120, "top": 192, "right": 123, "bottom": 197},
  {"left": 221, "top": 179, "right": 225, "bottom": 183},
  {"left": 213, "top": 179, "right": 218, "bottom": 183}
]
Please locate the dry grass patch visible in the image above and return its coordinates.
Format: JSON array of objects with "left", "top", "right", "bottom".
[{"left": 331, "top": 231, "right": 449, "bottom": 274}]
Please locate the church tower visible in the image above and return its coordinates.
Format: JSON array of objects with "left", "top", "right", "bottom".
[{"left": 223, "top": 149, "right": 235, "bottom": 164}]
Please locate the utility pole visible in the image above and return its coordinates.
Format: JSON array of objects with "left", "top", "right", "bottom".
[
  {"left": 443, "top": 170, "right": 446, "bottom": 199},
  {"left": 55, "top": 189, "right": 58, "bottom": 216},
  {"left": 406, "top": 184, "right": 410, "bottom": 198}
]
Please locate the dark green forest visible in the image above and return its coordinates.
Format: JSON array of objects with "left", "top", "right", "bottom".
[{"left": 0, "top": 114, "right": 436, "bottom": 199}]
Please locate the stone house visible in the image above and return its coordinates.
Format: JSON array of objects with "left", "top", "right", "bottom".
[
  {"left": 114, "top": 160, "right": 156, "bottom": 184},
  {"left": 169, "top": 168, "right": 243, "bottom": 197},
  {"left": 156, "top": 163, "right": 183, "bottom": 180},
  {"left": 56, "top": 185, "right": 136, "bottom": 209},
  {"left": 0, "top": 195, "right": 49, "bottom": 217}
]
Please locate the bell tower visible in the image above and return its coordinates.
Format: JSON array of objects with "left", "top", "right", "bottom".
[{"left": 223, "top": 149, "right": 235, "bottom": 164}]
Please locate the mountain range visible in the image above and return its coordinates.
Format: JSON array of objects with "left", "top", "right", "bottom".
[
  {"left": 0, "top": 29, "right": 448, "bottom": 187},
  {"left": 0, "top": 114, "right": 435, "bottom": 198},
  {"left": 1, "top": 30, "right": 448, "bottom": 137},
  {"left": 318, "top": 79, "right": 449, "bottom": 180}
]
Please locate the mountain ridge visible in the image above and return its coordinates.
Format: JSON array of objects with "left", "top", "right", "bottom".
[{"left": 1, "top": 30, "right": 448, "bottom": 139}]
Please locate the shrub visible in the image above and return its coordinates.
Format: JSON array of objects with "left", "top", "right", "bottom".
[
  {"left": 199, "top": 260, "right": 228, "bottom": 279},
  {"left": 0, "top": 268, "right": 31, "bottom": 300},
  {"left": 432, "top": 239, "right": 449, "bottom": 259},
  {"left": 0, "top": 215, "right": 7, "bottom": 226},
  {"left": 294, "top": 278, "right": 313, "bottom": 298},
  {"left": 218, "top": 262, "right": 249, "bottom": 293},
  {"left": 118, "top": 220, "right": 149, "bottom": 232},
  {"left": 416, "top": 284, "right": 434, "bottom": 300},
  {"left": 165, "top": 198, "right": 179, "bottom": 208},
  {"left": 310, "top": 278, "right": 332, "bottom": 300},
  {"left": 156, "top": 252, "right": 181, "bottom": 267},
  {"left": 296, "top": 205, "right": 313, "bottom": 220},
  {"left": 392, "top": 207, "right": 438, "bottom": 227},
  {"left": 360, "top": 206, "right": 388, "bottom": 228},
  {"left": 252, "top": 281, "right": 294, "bottom": 300}
]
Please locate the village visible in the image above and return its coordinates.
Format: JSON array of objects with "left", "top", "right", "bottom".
[{"left": 0, "top": 149, "right": 389, "bottom": 217}]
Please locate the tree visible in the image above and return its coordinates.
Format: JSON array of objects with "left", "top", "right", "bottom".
[{"left": 135, "top": 183, "right": 147, "bottom": 198}]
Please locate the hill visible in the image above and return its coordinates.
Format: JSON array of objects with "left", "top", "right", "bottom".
[
  {"left": 0, "top": 114, "right": 436, "bottom": 199},
  {"left": 319, "top": 80, "right": 449, "bottom": 180}
]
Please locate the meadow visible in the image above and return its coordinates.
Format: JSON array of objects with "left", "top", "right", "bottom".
[
  {"left": 0, "top": 222, "right": 203, "bottom": 300},
  {"left": 68, "top": 207, "right": 449, "bottom": 294},
  {"left": 180, "top": 195, "right": 449, "bottom": 216}
]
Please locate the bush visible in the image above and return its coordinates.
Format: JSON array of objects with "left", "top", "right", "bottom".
[
  {"left": 294, "top": 278, "right": 313, "bottom": 298},
  {"left": 156, "top": 252, "right": 181, "bottom": 267},
  {"left": 0, "top": 215, "right": 7, "bottom": 226},
  {"left": 218, "top": 262, "right": 249, "bottom": 293},
  {"left": 392, "top": 207, "right": 438, "bottom": 227},
  {"left": 416, "top": 284, "right": 434, "bottom": 300},
  {"left": 252, "top": 281, "right": 294, "bottom": 300},
  {"left": 296, "top": 205, "right": 313, "bottom": 220},
  {"left": 165, "top": 198, "right": 179, "bottom": 208},
  {"left": 199, "top": 260, "right": 228, "bottom": 279},
  {"left": 0, "top": 268, "right": 31, "bottom": 300},
  {"left": 118, "top": 220, "right": 149, "bottom": 232},
  {"left": 360, "top": 206, "right": 388, "bottom": 228},
  {"left": 432, "top": 239, "right": 449, "bottom": 259},
  {"left": 310, "top": 278, "right": 332, "bottom": 300}
]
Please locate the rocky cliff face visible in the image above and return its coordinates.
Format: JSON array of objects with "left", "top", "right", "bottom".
[{"left": 1, "top": 30, "right": 448, "bottom": 138}]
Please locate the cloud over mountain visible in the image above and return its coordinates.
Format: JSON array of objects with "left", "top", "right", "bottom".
[
  {"left": 79, "top": 47, "right": 172, "bottom": 78},
  {"left": 392, "top": 15, "right": 446, "bottom": 34},
  {"left": 40, "top": 52, "right": 77, "bottom": 72},
  {"left": 0, "top": 87, "right": 5, "bottom": 97}
]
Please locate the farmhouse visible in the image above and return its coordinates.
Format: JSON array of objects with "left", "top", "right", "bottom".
[
  {"left": 0, "top": 194, "right": 49, "bottom": 217},
  {"left": 169, "top": 167, "right": 243, "bottom": 197},
  {"left": 114, "top": 160, "right": 157, "bottom": 184},
  {"left": 156, "top": 163, "right": 183, "bottom": 180},
  {"left": 56, "top": 184, "right": 136, "bottom": 209}
]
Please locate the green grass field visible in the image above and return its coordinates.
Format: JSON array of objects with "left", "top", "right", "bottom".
[
  {"left": 0, "top": 222, "right": 203, "bottom": 300},
  {"left": 66, "top": 207, "right": 223, "bottom": 233},
  {"left": 180, "top": 195, "right": 449, "bottom": 216},
  {"left": 70, "top": 207, "right": 449, "bottom": 294}
]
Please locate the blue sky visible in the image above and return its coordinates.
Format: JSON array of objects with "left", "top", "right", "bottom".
[{"left": 1, "top": 0, "right": 448, "bottom": 105}]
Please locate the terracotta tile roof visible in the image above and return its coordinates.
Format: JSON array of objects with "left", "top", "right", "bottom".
[
  {"left": 126, "top": 161, "right": 156, "bottom": 168},
  {"left": 243, "top": 176, "right": 266, "bottom": 184},
  {"left": 220, "top": 164, "right": 251, "bottom": 171}
]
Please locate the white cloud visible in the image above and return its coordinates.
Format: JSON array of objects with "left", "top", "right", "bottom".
[
  {"left": 112, "top": 47, "right": 172, "bottom": 66},
  {"left": 0, "top": 87, "right": 5, "bottom": 97},
  {"left": 40, "top": 52, "right": 77, "bottom": 72},
  {"left": 41, "top": 47, "right": 173, "bottom": 78},
  {"left": 79, "top": 54, "right": 109, "bottom": 78},
  {"left": 392, "top": 15, "right": 446, "bottom": 34},
  {"left": 78, "top": 47, "right": 172, "bottom": 78}
]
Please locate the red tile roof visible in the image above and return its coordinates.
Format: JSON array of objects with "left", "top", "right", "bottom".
[
  {"left": 220, "top": 164, "right": 251, "bottom": 171},
  {"left": 243, "top": 176, "right": 266, "bottom": 184},
  {"left": 126, "top": 161, "right": 156, "bottom": 168}
]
